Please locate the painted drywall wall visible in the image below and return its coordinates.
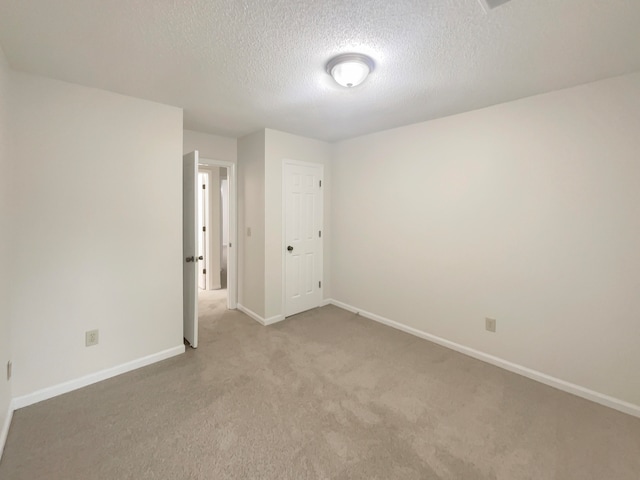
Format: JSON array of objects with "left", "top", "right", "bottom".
[
  {"left": 237, "top": 130, "right": 265, "bottom": 317},
  {"left": 331, "top": 72, "right": 640, "bottom": 407},
  {"left": 264, "top": 129, "right": 332, "bottom": 319},
  {"left": 183, "top": 129, "right": 237, "bottom": 164},
  {"left": 0, "top": 45, "right": 12, "bottom": 449},
  {"left": 10, "top": 72, "right": 184, "bottom": 397}
]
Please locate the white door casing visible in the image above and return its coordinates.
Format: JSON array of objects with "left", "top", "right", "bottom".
[
  {"left": 284, "top": 161, "right": 323, "bottom": 317},
  {"left": 183, "top": 151, "right": 199, "bottom": 348}
]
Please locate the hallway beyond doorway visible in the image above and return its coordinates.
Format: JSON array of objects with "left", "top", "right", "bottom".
[{"left": 198, "top": 288, "right": 227, "bottom": 325}]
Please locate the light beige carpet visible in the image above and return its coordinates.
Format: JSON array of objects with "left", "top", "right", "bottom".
[{"left": 1, "top": 290, "right": 639, "bottom": 479}]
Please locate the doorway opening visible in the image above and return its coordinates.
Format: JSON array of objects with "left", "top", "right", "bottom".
[
  {"left": 197, "top": 158, "right": 236, "bottom": 310},
  {"left": 197, "top": 164, "right": 231, "bottom": 317},
  {"left": 183, "top": 151, "right": 237, "bottom": 349},
  {"left": 197, "top": 166, "right": 229, "bottom": 292}
]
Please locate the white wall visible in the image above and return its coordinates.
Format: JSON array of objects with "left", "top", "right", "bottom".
[
  {"left": 237, "top": 130, "right": 265, "bottom": 317},
  {"left": 183, "top": 129, "right": 237, "bottom": 164},
  {"left": 331, "top": 72, "right": 640, "bottom": 407},
  {"left": 264, "top": 129, "right": 332, "bottom": 319},
  {"left": 0, "top": 46, "right": 13, "bottom": 448},
  {"left": 10, "top": 72, "right": 184, "bottom": 397}
]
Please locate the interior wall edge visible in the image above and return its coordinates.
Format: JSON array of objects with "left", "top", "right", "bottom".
[
  {"left": 236, "top": 304, "right": 286, "bottom": 326},
  {"left": 0, "top": 400, "right": 14, "bottom": 463}
]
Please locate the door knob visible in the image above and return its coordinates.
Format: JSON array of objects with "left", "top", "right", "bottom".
[
  {"left": 185, "top": 256, "right": 194, "bottom": 262},
  {"left": 287, "top": 246, "right": 293, "bottom": 252},
  {"left": 198, "top": 256, "right": 204, "bottom": 260}
]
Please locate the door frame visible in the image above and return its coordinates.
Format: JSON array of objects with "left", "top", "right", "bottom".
[
  {"left": 198, "top": 158, "right": 238, "bottom": 310},
  {"left": 183, "top": 151, "right": 199, "bottom": 348},
  {"left": 281, "top": 159, "right": 324, "bottom": 317},
  {"left": 197, "top": 169, "right": 211, "bottom": 290}
]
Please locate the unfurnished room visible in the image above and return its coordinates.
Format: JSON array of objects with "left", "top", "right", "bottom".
[{"left": 0, "top": 1, "right": 639, "bottom": 479}]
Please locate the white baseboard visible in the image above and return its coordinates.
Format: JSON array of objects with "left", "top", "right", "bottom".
[
  {"left": 0, "top": 399, "right": 14, "bottom": 462},
  {"left": 237, "top": 304, "right": 285, "bottom": 326},
  {"left": 237, "top": 303, "right": 266, "bottom": 325},
  {"left": 326, "top": 299, "right": 640, "bottom": 418},
  {"left": 12, "top": 345, "right": 185, "bottom": 410},
  {"left": 264, "top": 314, "right": 285, "bottom": 325}
]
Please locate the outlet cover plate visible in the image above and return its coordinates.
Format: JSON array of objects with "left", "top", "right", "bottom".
[
  {"left": 485, "top": 318, "right": 497, "bottom": 333},
  {"left": 86, "top": 329, "right": 99, "bottom": 347}
]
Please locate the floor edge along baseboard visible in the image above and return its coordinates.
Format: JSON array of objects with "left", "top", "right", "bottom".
[
  {"left": 0, "top": 401, "right": 14, "bottom": 462},
  {"left": 326, "top": 298, "right": 640, "bottom": 419},
  {"left": 237, "top": 303, "right": 285, "bottom": 326},
  {"left": 237, "top": 303, "right": 266, "bottom": 325},
  {"left": 12, "top": 345, "right": 185, "bottom": 410}
]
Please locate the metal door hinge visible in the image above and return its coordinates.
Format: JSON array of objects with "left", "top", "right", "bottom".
[
  {"left": 203, "top": 269, "right": 206, "bottom": 274},
  {"left": 203, "top": 226, "right": 206, "bottom": 232},
  {"left": 319, "top": 281, "right": 322, "bottom": 288},
  {"left": 319, "top": 230, "right": 322, "bottom": 238},
  {"left": 202, "top": 184, "right": 206, "bottom": 189},
  {"left": 319, "top": 180, "right": 322, "bottom": 187}
]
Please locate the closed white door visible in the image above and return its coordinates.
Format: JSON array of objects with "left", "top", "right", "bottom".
[
  {"left": 284, "top": 162, "right": 323, "bottom": 317},
  {"left": 183, "top": 151, "right": 198, "bottom": 348}
]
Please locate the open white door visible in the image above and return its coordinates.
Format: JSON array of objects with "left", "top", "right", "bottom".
[
  {"left": 183, "top": 151, "right": 198, "bottom": 348},
  {"left": 284, "top": 161, "right": 323, "bottom": 317}
]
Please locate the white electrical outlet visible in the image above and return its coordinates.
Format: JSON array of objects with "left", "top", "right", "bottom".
[
  {"left": 86, "top": 329, "right": 99, "bottom": 347},
  {"left": 485, "top": 318, "right": 497, "bottom": 333}
]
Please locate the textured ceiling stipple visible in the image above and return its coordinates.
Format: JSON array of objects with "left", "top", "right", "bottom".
[
  {"left": 478, "top": 0, "right": 514, "bottom": 12},
  {"left": 1, "top": 0, "right": 640, "bottom": 142}
]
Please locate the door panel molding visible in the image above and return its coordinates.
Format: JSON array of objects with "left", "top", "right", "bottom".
[{"left": 282, "top": 159, "right": 324, "bottom": 317}]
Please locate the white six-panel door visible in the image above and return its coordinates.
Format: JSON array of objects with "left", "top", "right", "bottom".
[{"left": 284, "top": 162, "right": 323, "bottom": 317}]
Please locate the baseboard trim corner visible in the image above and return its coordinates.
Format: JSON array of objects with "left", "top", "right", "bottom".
[
  {"left": 0, "top": 399, "right": 14, "bottom": 462},
  {"left": 327, "top": 299, "right": 640, "bottom": 419},
  {"left": 237, "top": 303, "right": 266, "bottom": 325},
  {"left": 12, "top": 345, "right": 185, "bottom": 410},
  {"left": 264, "top": 314, "right": 286, "bottom": 326},
  {"left": 237, "top": 304, "right": 285, "bottom": 326}
]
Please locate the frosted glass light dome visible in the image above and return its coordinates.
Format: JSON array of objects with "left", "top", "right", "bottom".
[{"left": 326, "top": 53, "right": 374, "bottom": 88}]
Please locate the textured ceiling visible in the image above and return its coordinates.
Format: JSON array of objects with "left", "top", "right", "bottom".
[{"left": 1, "top": 0, "right": 640, "bottom": 142}]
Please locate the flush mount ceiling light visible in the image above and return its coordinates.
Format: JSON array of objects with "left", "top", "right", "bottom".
[{"left": 326, "top": 53, "right": 374, "bottom": 88}]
